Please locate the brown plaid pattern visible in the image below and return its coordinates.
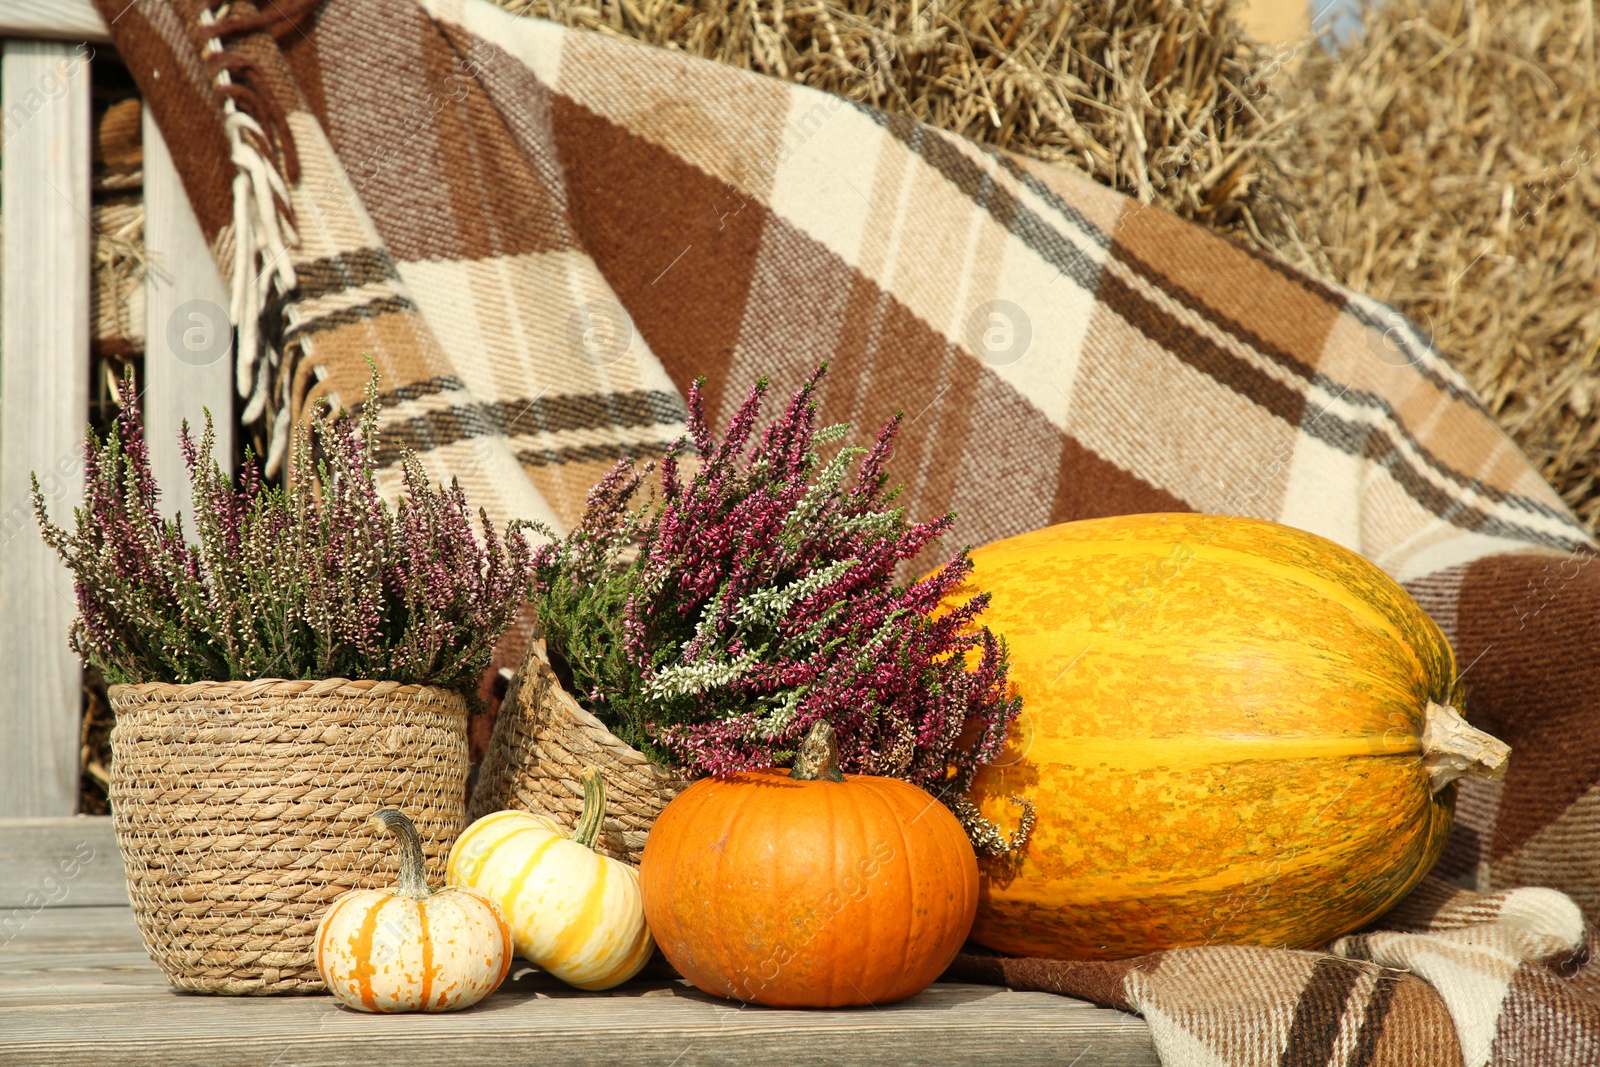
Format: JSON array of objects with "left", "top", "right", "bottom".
[
  {"left": 953, "top": 877, "right": 1598, "bottom": 1066},
  {"left": 95, "top": 0, "right": 1600, "bottom": 1062}
]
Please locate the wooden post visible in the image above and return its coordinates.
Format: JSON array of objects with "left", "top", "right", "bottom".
[
  {"left": 143, "top": 104, "right": 233, "bottom": 507},
  {"left": 0, "top": 2, "right": 110, "bottom": 45},
  {"left": 0, "top": 39, "right": 94, "bottom": 816}
]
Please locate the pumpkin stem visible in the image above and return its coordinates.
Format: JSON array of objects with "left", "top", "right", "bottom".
[
  {"left": 369, "top": 809, "right": 433, "bottom": 900},
  {"left": 1421, "top": 701, "right": 1510, "bottom": 795},
  {"left": 791, "top": 721, "right": 845, "bottom": 782},
  {"left": 572, "top": 768, "right": 607, "bottom": 851}
]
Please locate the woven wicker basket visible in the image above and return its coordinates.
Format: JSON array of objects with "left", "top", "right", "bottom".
[
  {"left": 108, "top": 678, "right": 469, "bottom": 995},
  {"left": 469, "top": 634, "right": 686, "bottom": 866}
]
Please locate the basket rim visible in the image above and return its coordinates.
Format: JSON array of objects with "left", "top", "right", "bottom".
[
  {"left": 106, "top": 676, "right": 470, "bottom": 712},
  {"left": 521, "top": 636, "right": 691, "bottom": 783}
]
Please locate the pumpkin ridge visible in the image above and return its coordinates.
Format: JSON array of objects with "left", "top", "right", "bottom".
[
  {"left": 825, "top": 773, "right": 847, "bottom": 1006},
  {"left": 418, "top": 900, "right": 433, "bottom": 1009},
  {"left": 503, "top": 834, "right": 563, "bottom": 910},
  {"left": 547, "top": 848, "right": 608, "bottom": 983},
  {"left": 351, "top": 897, "right": 385, "bottom": 1011},
  {"left": 315, "top": 896, "right": 339, "bottom": 975},
  {"left": 876, "top": 780, "right": 918, "bottom": 996},
  {"left": 610, "top": 910, "right": 658, "bottom": 981},
  {"left": 1175, "top": 541, "right": 1429, "bottom": 680},
  {"left": 454, "top": 819, "right": 516, "bottom": 887},
  {"left": 715, "top": 782, "right": 759, "bottom": 1001},
  {"left": 1002, "top": 834, "right": 1410, "bottom": 900},
  {"left": 1021, "top": 735, "right": 1423, "bottom": 767},
  {"left": 491, "top": 894, "right": 514, "bottom": 986},
  {"left": 832, "top": 777, "right": 870, "bottom": 1011},
  {"left": 978, "top": 528, "right": 1427, "bottom": 680}
]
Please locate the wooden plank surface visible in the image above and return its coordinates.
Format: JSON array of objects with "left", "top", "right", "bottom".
[
  {"left": 0, "top": 896, "right": 1159, "bottom": 1065},
  {"left": 0, "top": 0, "right": 110, "bottom": 44},
  {"left": 4, "top": 967, "right": 1157, "bottom": 1067},
  {"left": 0, "top": 39, "right": 94, "bottom": 818},
  {"left": 2, "top": 917, "right": 1160, "bottom": 1067},
  {"left": 1, "top": 904, "right": 145, "bottom": 959},
  {"left": 0, "top": 817, "right": 123, "bottom": 911},
  {"left": 142, "top": 103, "right": 233, "bottom": 504}
]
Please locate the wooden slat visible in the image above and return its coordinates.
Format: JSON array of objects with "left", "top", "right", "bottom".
[
  {"left": 0, "top": 946, "right": 166, "bottom": 1004},
  {"left": 3, "top": 980, "right": 1157, "bottom": 1066},
  {"left": 0, "top": 818, "right": 123, "bottom": 911},
  {"left": 0, "top": 903, "right": 1159, "bottom": 1065},
  {"left": 0, "top": 39, "right": 94, "bottom": 818},
  {"left": 142, "top": 104, "right": 233, "bottom": 504},
  {"left": 0, "top": 0, "right": 111, "bottom": 44},
  {"left": 0, "top": 909, "right": 148, "bottom": 973}
]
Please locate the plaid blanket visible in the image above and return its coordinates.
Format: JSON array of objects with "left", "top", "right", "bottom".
[{"left": 96, "top": 0, "right": 1599, "bottom": 1062}]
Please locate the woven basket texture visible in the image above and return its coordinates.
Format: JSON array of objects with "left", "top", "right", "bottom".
[
  {"left": 469, "top": 635, "right": 686, "bottom": 866},
  {"left": 108, "top": 678, "right": 469, "bottom": 995}
]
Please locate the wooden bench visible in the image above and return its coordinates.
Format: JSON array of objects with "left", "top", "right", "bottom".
[{"left": 1, "top": 818, "right": 1160, "bottom": 1066}]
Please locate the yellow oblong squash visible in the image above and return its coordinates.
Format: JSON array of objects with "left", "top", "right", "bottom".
[{"left": 953, "top": 514, "right": 1508, "bottom": 960}]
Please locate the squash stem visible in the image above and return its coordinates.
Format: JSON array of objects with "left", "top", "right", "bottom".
[
  {"left": 791, "top": 721, "right": 845, "bottom": 782},
  {"left": 370, "top": 809, "right": 432, "bottom": 900},
  {"left": 1421, "top": 701, "right": 1511, "bottom": 795},
  {"left": 572, "top": 768, "right": 607, "bottom": 851}
]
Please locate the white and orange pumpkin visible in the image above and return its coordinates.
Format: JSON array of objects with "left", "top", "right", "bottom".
[
  {"left": 448, "top": 770, "right": 654, "bottom": 990},
  {"left": 315, "top": 809, "right": 512, "bottom": 1012}
]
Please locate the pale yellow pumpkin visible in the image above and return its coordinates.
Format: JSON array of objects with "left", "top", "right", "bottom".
[
  {"left": 449, "top": 770, "right": 654, "bottom": 990},
  {"left": 316, "top": 809, "right": 512, "bottom": 1012}
]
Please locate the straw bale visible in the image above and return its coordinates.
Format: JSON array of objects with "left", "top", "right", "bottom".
[
  {"left": 92, "top": 96, "right": 147, "bottom": 358},
  {"left": 498, "top": 0, "right": 1298, "bottom": 238},
  {"left": 1270, "top": 0, "right": 1600, "bottom": 531}
]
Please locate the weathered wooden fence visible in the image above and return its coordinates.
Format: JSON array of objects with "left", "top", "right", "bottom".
[{"left": 0, "top": 0, "right": 230, "bottom": 819}]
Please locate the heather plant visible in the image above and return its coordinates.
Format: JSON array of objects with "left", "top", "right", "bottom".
[
  {"left": 532, "top": 364, "right": 1022, "bottom": 798},
  {"left": 33, "top": 371, "right": 535, "bottom": 699}
]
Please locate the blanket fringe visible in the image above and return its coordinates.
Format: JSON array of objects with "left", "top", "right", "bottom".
[{"left": 200, "top": 4, "right": 302, "bottom": 475}]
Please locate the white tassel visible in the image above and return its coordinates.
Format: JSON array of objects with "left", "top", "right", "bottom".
[
  {"left": 202, "top": 5, "right": 300, "bottom": 457},
  {"left": 264, "top": 404, "right": 291, "bottom": 477},
  {"left": 241, "top": 342, "right": 269, "bottom": 424},
  {"left": 230, "top": 169, "right": 255, "bottom": 398}
]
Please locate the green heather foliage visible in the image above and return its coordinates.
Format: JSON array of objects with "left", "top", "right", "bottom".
[
  {"left": 33, "top": 372, "right": 535, "bottom": 697},
  {"left": 532, "top": 365, "right": 1020, "bottom": 790}
]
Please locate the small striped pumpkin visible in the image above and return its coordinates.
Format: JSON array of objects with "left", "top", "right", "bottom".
[
  {"left": 315, "top": 809, "right": 512, "bottom": 1012},
  {"left": 448, "top": 770, "right": 654, "bottom": 990}
]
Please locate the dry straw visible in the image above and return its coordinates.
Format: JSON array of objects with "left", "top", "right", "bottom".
[
  {"left": 1268, "top": 0, "right": 1600, "bottom": 531},
  {"left": 109, "top": 679, "right": 469, "bottom": 994},
  {"left": 498, "top": 0, "right": 1296, "bottom": 240}
]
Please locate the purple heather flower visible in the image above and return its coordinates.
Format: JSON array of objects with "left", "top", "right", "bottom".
[
  {"left": 33, "top": 368, "right": 537, "bottom": 694},
  {"left": 530, "top": 363, "right": 1021, "bottom": 793}
]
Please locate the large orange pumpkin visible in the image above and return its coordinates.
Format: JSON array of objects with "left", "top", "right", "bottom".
[
  {"left": 639, "top": 722, "right": 978, "bottom": 1007},
  {"left": 951, "top": 514, "right": 1508, "bottom": 960}
]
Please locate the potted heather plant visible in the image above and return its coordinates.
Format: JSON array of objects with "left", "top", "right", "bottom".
[
  {"left": 470, "top": 364, "right": 1026, "bottom": 862},
  {"left": 33, "top": 371, "right": 534, "bottom": 996}
]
